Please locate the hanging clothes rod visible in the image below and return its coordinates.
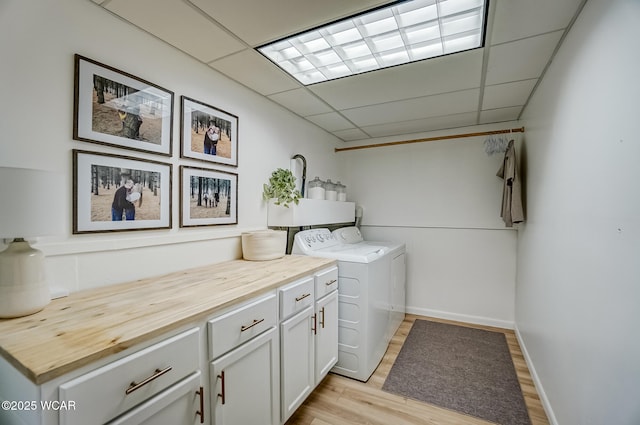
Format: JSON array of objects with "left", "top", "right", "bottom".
[{"left": 334, "top": 126, "right": 525, "bottom": 152}]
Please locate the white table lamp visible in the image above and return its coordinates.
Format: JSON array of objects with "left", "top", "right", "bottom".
[{"left": 0, "top": 167, "right": 62, "bottom": 318}]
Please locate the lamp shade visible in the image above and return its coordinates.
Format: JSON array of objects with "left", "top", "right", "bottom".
[{"left": 0, "top": 167, "right": 63, "bottom": 238}]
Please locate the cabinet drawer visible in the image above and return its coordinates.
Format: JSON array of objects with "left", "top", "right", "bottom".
[
  {"left": 208, "top": 292, "right": 277, "bottom": 360},
  {"left": 279, "top": 276, "right": 314, "bottom": 320},
  {"left": 106, "top": 371, "right": 202, "bottom": 425},
  {"left": 315, "top": 267, "right": 338, "bottom": 299},
  {"left": 59, "top": 327, "right": 200, "bottom": 425}
]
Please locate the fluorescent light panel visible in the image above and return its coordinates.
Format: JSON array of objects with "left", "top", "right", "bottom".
[{"left": 258, "top": 0, "right": 487, "bottom": 85}]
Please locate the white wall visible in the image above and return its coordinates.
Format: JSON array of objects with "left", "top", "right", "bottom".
[
  {"left": 516, "top": 0, "right": 640, "bottom": 424},
  {"left": 340, "top": 128, "right": 520, "bottom": 328},
  {"left": 0, "top": 0, "right": 342, "bottom": 293}
]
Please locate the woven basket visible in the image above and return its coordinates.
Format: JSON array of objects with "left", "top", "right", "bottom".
[{"left": 241, "top": 230, "right": 287, "bottom": 261}]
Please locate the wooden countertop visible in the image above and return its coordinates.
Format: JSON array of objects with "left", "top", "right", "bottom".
[{"left": 0, "top": 255, "right": 336, "bottom": 385}]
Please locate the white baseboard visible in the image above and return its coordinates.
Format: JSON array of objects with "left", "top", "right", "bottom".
[
  {"left": 514, "top": 324, "right": 558, "bottom": 425},
  {"left": 406, "top": 306, "right": 514, "bottom": 329}
]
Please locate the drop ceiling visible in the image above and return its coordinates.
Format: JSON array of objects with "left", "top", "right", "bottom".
[{"left": 94, "top": 0, "right": 585, "bottom": 142}]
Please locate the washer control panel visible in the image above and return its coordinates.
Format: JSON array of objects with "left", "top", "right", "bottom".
[
  {"left": 332, "top": 226, "right": 364, "bottom": 244},
  {"left": 293, "top": 228, "right": 339, "bottom": 253}
]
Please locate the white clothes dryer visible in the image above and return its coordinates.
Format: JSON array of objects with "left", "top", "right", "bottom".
[{"left": 332, "top": 227, "right": 407, "bottom": 346}]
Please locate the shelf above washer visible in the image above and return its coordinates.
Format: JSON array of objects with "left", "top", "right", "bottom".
[{"left": 267, "top": 199, "right": 355, "bottom": 227}]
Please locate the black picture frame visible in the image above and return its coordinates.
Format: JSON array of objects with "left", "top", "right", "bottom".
[
  {"left": 179, "top": 165, "right": 238, "bottom": 227},
  {"left": 73, "top": 54, "right": 174, "bottom": 156},
  {"left": 73, "top": 150, "right": 172, "bottom": 234},
  {"left": 180, "top": 96, "right": 238, "bottom": 166}
]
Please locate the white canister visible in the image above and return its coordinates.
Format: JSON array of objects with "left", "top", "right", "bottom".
[
  {"left": 336, "top": 181, "right": 347, "bottom": 201},
  {"left": 307, "top": 177, "right": 325, "bottom": 200},
  {"left": 324, "top": 179, "right": 337, "bottom": 201}
]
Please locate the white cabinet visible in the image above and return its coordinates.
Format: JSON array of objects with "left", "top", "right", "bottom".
[
  {"left": 208, "top": 293, "right": 277, "bottom": 360},
  {"left": 278, "top": 277, "right": 315, "bottom": 423},
  {"left": 209, "top": 328, "right": 279, "bottom": 425},
  {"left": 107, "top": 372, "right": 203, "bottom": 425},
  {"left": 208, "top": 292, "right": 279, "bottom": 425},
  {"left": 280, "top": 306, "right": 315, "bottom": 422},
  {"left": 279, "top": 267, "right": 339, "bottom": 423},
  {"left": 313, "top": 267, "right": 339, "bottom": 385},
  {"left": 314, "top": 290, "right": 338, "bottom": 384},
  {"left": 0, "top": 262, "right": 338, "bottom": 425},
  {"left": 60, "top": 327, "right": 202, "bottom": 425}
]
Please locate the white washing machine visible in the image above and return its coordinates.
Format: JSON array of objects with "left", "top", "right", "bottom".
[
  {"left": 332, "top": 227, "right": 407, "bottom": 342},
  {"left": 292, "top": 228, "right": 402, "bottom": 382}
]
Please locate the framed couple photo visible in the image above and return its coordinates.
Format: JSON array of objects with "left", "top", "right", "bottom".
[
  {"left": 181, "top": 96, "right": 238, "bottom": 167},
  {"left": 73, "top": 150, "right": 172, "bottom": 234}
]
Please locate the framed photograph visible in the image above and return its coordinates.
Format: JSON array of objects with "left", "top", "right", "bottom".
[
  {"left": 73, "top": 54, "right": 174, "bottom": 156},
  {"left": 181, "top": 96, "right": 238, "bottom": 166},
  {"left": 73, "top": 150, "right": 172, "bottom": 234},
  {"left": 180, "top": 166, "right": 238, "bottom": 227}
]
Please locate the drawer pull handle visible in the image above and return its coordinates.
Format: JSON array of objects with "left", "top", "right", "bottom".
[
  {"left": 196, "top": 386, "right": 204, "bottom": 423},
  {"left": 240, "top": 318, "right": 264, "bottom": 332},
  {"left": 217, "top": 371, "right": 225, "bottom": 405},
  {"left": 320, "top": 306, "right": 326, "bottom": 329},
  {"left": 125, "top": 366, "right": 172, "bottom": 395},
  {"left": 312, "top": 313, "right": 317, "bottom": 335},
  {"left": 325, "top": 279, "right": 337, "bottom": 286},
  {"left": 295, "top": 293, "right": 311, "bottom": 302}
]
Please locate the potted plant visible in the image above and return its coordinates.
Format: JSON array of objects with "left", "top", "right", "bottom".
[{"left": 262, "top": 168, "right": 301, "bottom": 208}]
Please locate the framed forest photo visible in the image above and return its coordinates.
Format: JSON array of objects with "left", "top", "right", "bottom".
[
  {"left": 180, "top": 166, "right": 237, "bottom": 227},
  {"left": 181, "top": 96, "right": 238, "bottom": 166},
  {"left": 73, "top": 54, "right": 174, "bottom": 156},
  {"left": 73, "top": 150, "right": 172, "bottom": 234}
]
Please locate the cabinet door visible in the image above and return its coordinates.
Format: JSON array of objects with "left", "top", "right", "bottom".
[
  {"left": 315, "top": 290, "right": 339, "bottom": 384},
  {"left": 210, "top": 327, "right": 279, "bottom": 425},
  {"left": 107, "top": 371, "right": 203, "bottom": 425},
  {"left": 280, "top": 305, "right": 314, "bottom": 423}
]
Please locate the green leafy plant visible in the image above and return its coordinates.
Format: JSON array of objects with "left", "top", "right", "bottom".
[{"left": 262, "top": 168, "right": 301, "bottom": 208}]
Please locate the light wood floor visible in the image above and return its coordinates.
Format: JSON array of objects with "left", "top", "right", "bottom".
[{"left": 285, "top": 314, "right": 549, "bottom": 425}]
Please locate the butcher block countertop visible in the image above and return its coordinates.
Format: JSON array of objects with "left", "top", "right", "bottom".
[{"left": 0, "top": 255, "right": 336, "bottom": 385}]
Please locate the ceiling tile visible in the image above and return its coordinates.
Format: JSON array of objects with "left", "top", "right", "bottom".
[
  {"left": 95, "top": 0, "right": 585, "bottom": 145},
  {"left": 491, "top": 0, "right": 583, "bottom": 44},
  {"left": 268, "top": 89, "right": 334, "bottom": 117},
  {"left": 104, "top": 0, "right": 245, "bottom": 62},
  {"left": 361, "top": 112, "right": 478, "bottom": 138},
  {"left": 305, "top": 112, "right": 354, "bottom": 132},
  {"left": 482, "top": 79, "right": 537, "bottom": 110},
  {"left": 479, "top": 107, "right": 522, "bottom": 124},
  {"left": 309, "top": 49, "right": 484, "bottom": 110},
  {"left": 332, "top": 128, "right": 369, "bottom": 141},
  {"left": 188, "top": 0, "right": 390, "bottom": 46},
  {"left": 485, "top": 31, "right": 563, "bottom": 85},
  {"left": 341, "top": 89, "right": 480, "bottom": 127},
  {"left": 209, "top": 49, "right": 300, "bottom": 95}
]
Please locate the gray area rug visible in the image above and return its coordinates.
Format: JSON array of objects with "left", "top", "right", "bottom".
[{"left": 382, "top": 320, "right": 531, "bottom": 425}]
